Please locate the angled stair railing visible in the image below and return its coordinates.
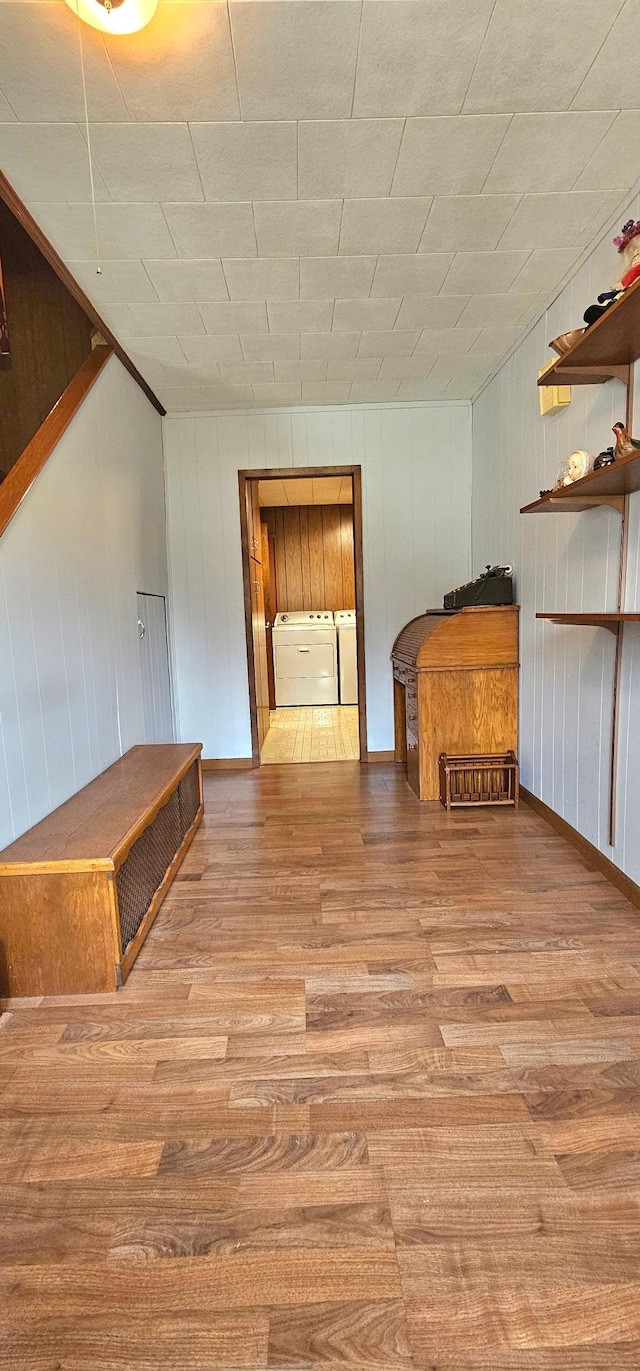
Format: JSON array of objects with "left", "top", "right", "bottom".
[{"left": 0, "top": 344, "right": 112, "bottom": 541}]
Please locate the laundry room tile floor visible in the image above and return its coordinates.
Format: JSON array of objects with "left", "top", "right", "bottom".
[{"left": 260, "top": 706, "right": 359, "bottom": 764}]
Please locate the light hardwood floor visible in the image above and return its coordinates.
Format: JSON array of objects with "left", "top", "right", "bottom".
[
  {"left": 2, "top": 761, "right": 640, "bottom": 1367},
  {"left": 260, "top": 705, "right": 359, "bottom": 764}
]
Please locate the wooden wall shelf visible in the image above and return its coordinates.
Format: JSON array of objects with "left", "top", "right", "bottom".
[
  {"left": 537, "top": 274, "right": 640, "bottom": 387},
  {"left": 537, "top": 612, "right": 640, "bottom": 635},
  {"left": 520, "top": 447, "right": 640, "bottom": 514}
]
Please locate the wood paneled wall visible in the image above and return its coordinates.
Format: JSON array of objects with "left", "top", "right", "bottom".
[
  {"left": 0, "top": 198, "right": 94, "bottom": 477},
  {"left": 0, "top": 355, "right": 167, "bottom": 850},
  {"left": 471, "top": 182, "right": 640, "bottom": 889},
  {"left": 264, "top": 504, "right": 355, "bottom": 612},
  {"left": 164, "top": 404, "right": 472, "bottom": 757}
]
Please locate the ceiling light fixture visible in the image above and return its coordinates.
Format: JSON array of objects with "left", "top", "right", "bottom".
[{"left": 65, "top": 0, "right": 158, "bottom": 35}]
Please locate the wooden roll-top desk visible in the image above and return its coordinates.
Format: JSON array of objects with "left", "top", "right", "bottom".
[{"left": 391, "top": 605, "right": 519, "bottom": 800}]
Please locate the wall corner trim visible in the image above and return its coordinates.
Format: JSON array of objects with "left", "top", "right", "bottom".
[
  {"left": 0, "top": 346, "right": 113, "bottom": 541},
  {"left": 520, "top": 786, "right": 640, "bottom": 914}
]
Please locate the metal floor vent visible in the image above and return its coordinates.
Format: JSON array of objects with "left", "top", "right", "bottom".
[{"left": 116, "top": 761, "right": 200, "bottom": 953}]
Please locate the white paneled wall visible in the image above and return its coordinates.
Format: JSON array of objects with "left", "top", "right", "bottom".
[
  {"left": 164, "top": 403, "right": 471, "bottom": 758},
  {"left": 472, "top": 188, "right": 640, "bottom": 884},
  {"left": 0, "top": 355, "right": 168, "bottom": 849}
]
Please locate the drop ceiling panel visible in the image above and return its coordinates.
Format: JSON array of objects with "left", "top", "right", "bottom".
[
  {"left": 1, "top": 0, "right": 638, "bottom": 411},
  {"left": 258, "top": 476, "right": 353, "bottom": 505}
]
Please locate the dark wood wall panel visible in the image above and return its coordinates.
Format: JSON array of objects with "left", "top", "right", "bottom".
[
  {"left": 264, "top": 505, "right": 355, "bottom": 612},
  {"left": 0, "top": 198, "right": 94, "bottom": 477}
]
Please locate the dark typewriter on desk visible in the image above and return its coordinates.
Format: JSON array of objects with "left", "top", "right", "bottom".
[{"left": 443, "top": 564, "right": 514, "bottom": 610}]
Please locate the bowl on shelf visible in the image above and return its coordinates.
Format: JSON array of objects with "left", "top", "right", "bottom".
[{"left": 549, "top": 329, "right": 585, "bottom": 356}]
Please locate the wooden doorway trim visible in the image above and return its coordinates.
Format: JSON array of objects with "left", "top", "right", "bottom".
[{"left": 238, "top": 464, "right": 368, "bottom": 766}]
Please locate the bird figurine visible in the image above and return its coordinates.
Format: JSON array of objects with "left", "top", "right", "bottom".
[
  {"left": 594, "top": 447, "right": 615, "bottom": 470},
  {"left": 612, "top": 421, "right": 640, "bottom": 462}
]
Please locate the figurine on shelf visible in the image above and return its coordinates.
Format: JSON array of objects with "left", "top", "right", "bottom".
[
  {"left": 613, "top": 220, "right": 640, "bottom": 291},
  {"left": 564, "top": 450, "right": 593, "bottom": 484},
  {"left": 594, "top": 446, "right": 615, "bottom": 470},
  {"left": 583, "top": 219, "right": 640, "bottom": 327},
  {"left": 612, "top": 421, "right": 640, "bottom": 462}
]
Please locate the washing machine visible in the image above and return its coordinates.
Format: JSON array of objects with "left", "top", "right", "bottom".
[
  {"left": 335, "top": 609, "right": 358, "bottom": 704},
  {"left": 272, "top": 611, "right": 338, "bottom": 706}
]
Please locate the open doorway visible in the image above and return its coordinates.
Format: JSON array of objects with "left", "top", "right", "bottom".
[{"left": 239, "top": 465, "right": 367, "bottom": 766}]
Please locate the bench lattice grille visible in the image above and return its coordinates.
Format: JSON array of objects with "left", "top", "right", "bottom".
[{"left": 115, "top": 761, "right": 200, "bottom": 952}]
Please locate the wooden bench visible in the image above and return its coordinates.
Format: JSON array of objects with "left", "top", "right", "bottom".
[{"left": 0, "top": 743, "right": 203, "bottom": 997}]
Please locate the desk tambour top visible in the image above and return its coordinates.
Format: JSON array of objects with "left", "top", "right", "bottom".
[
  {"left": 391, "top": 605, "right": 519, "bottom": 671},
  {"left": 0, "top": 743, "right": 202, "bottom": 874}
]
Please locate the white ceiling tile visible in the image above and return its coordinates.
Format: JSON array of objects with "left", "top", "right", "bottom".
[
  {"left": 468, "top": 326, "right": 525, "bottom": 355},
  {"left": 464, "top": 0, "right": 624, "bottom": 114},
  {"left": 179, "top": 335, "right": 244, "bottom": 363},
  {"left": 414, "top": 328, "right": 480, "bottom": 356},
  {"left": 143, "top": 260, "right": 228, "bottom": 302},
  {"left": 223, "top": 258, "right": 299, "bottom": 301},
  {"left": 300, "top": 257, "right": 376, "bottom": 300},
  {"left": 573, "top": 112, "right": 640, "bottom": 191},
  {"left": 332, "top": 298, "right": 401, "bottom": 331},
  {"left": 267, "top": 300, "right": 334, "bottom": 333},
  {"left": 195, "top": 385, "right": 256, "bottom": 409},
  {"left": 104, "top": 3, "right": 240, "bottom": 122},
  {"left": 392, "top": 117, "right": 510, "bottom": 196},
  {"left": 394, "top": 295, "right": 469, "bottom": 329},
  {"left": 133, "top": 358, "right": 183, "bottom": 390},
  {"left": 0, "top": 91, "right": 16, "bottom": 122},
  {"left": 327, "top": 358, "right": 383, "bottom": 382},
  {"left": 396, "top": 378, "right": 450, "bottom": 399},
  {"left": 161, "top": 361, "right": 221, "bottom": 386},
  {"left": 350, "top": 382, "right": 401, "bottom": 402},
  {"left": 429, "top": 355, "right": 495, "bottom": 383},
  {"left": 573, "top": 190, "right": 630, "bottom": 251},
  {"left": 440, "top": 250, "right": 529, "bottom": 295},
  {"left": 241, "top": 334, "right": 301, "bottom": 362},
  {"left": 230, "top": 1, "right": 361, "bottom": 119},
  {"left": 274, "top": 360, "right": 328, "bottom": 383},
  {"left": 572, "top": 3, "right": 639, "bottom": 112},
  {"left": 128, "top": 337, "right": 189, "bottom": 366},
  {"left": 507, "top": 248, "right": 578, "bottom": 294},
  {"left": 200, "top": 302, "right": 268, "bottom": 334},
  {"left": 379, "top": 355, "right": 437, "bottom": 380},
  {"left": 254, "top": 202, "right": 342, "bottom": 257},
  {"left": 98, "top": 304, "right": 138, "bottom": 339},
  {"left": 162, "top": 203, "right": 257, "bottom": 259},
  {"left": 191, "top": 122, "right": 297, "bottom": 201},
  {"left": 31, "top": 203, "right": 177, "bottom": 261},
  {"left": 67, "top": 261, "right": 160, "bottom": 306},
  {"left": 301, "top": 332, "right": 360, "bottom": 359},
  {"left": 0, "top": 5, "right": 128, "bottom": 121},
  {"left": 419, "top": 195, "right": 521, "bottom": 252},
  {"left": 218, "top": 362, "right": 276, "bottom": 384},
  {"left": 484, "top": 112, "right": 617, "bottom": 194},
  {"left": 0, "top": 124, "right": 110, "bottom": 204},
  {"left": 252, "top": 383, "right": 303, "bottom": 407},
  {"left": 159, "top": 387, "right": 213, "bottom": 413},
  {"left": 339, "top": 199, "right": 432, "bottom": 256},
  {"left": 497, "top": 192, "right": 616, "bottom": 250},
  {"left": 89, "top": 124, "right": 203, "bottom": 203},
  {"left": 371, "top": 255, "right": 452, "bottom": 297},
  {"left": 353, "top": 0, "right": 495, "bottom": 118},
  {"left": 358, "top": 331, "right": 419, "bottom": 357},
  {"left": 301, "top": 382, "right": 352, "bottom": 404},
  {"left": 298, "top": 120, "right": 404, "bottom": 198},
  {"left": 456, "top": 293, "right": 540, "bottom": 328},
  {"left": 127, "top": 302, "right": 206, "bottom": 336}
]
